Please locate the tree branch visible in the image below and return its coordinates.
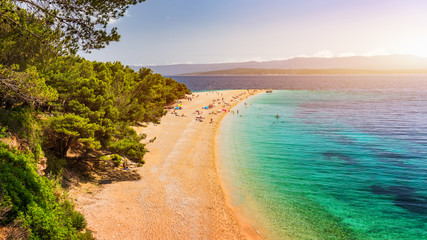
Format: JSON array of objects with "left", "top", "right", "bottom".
[{"left": 0, "top": 11, "right": 57, "bottom": 53}]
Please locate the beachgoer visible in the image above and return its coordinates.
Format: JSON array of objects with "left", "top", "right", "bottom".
[{"left": 123, "top": 161, "right": 128, "bottom": 169}]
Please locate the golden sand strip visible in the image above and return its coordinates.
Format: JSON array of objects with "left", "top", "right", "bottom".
[{"left": 74, "top": 90, "right": 263, "bottom": 240}]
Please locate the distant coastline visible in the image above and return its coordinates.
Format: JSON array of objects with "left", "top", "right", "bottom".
[
  {"left": 170, "top": 75, "right": 427, "bottom": 93},
  {"left": 134, "top": 55, "right": 427, "bottom": 75},
  {"left": 178, "top": 68, "right": 427, "bottom": 76}
]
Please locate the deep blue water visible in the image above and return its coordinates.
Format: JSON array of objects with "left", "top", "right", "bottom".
[
  {"left": 173, "top": 75, "right": 427, "bottom": 239},
  {"left": 171, "top": 74, "right": 427, "bottom": 92}
]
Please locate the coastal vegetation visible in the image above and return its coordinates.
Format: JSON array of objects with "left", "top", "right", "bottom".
[{"left": 0, "top": 0, "right": 189, "bottom": 238}]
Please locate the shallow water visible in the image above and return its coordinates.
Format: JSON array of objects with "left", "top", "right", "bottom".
[{"left": 220, "top": 90, "right": 427, "bottom": 239}]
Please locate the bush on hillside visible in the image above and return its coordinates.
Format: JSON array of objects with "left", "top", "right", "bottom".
[{"left": 0, "top": 143, "right": 93, "bottom": 239}]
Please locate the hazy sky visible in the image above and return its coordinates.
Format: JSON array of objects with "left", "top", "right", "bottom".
[{"left": 80, "top": 0, "right": 427, "bottom": 66}]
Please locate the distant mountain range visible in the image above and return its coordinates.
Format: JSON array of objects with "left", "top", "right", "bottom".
[
  {"left": 181, "top": 68, "right": 427, "bottom": 75},
  {"left": 131, "top": 55, "right": 427, "bottom": 76}
]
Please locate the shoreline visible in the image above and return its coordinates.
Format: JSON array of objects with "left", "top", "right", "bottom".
[
  {"left": 214, "top": 95, "right": 266, "bottom": 240},
  {"left": 208, "top": 89, "right": 265, "bottom": 239},
  {"left": 72, "top": 89, "right": 264, "bottom": 239}
]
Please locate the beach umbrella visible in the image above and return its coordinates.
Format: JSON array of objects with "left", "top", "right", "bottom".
[
  {"left": 175, "top": 107, "right": 179, "bottom": 110},
  {"left": 222, "top": 109, "right": 227, "bottom": 111}
]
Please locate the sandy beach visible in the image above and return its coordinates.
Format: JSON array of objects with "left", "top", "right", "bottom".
[{"left": 74, "top": 90, "right": 262, "bottom": 239}]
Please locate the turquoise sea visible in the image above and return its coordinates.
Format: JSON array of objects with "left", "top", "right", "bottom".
[{"left": 219, "top": 90, "right": 427, "bottom": 239}]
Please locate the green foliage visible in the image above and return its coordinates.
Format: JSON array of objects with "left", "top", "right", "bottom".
[
  {"left": 0, "top": 0, "right": 190, "bottom": 239},
  {"left": 0, "top": 0, "right": 146, "bottom": 55},
  {"left": 46, "top": 113, "right": 100, "bottom": 158},
  {"left": 41, "top": 58, "right": 188, "bottom": 160},
  {"left": 109, "top": 139, "right": 146, "bottom": 163},
  {"left": 0, "top": 126, "right": 8, "bottom": 138},
  {"left": 45, "top": 157, "right": 67, "bottom": 176},
  {"left": 1, "top": 56, "right": 189, "bottom": 164},
  {"left": 43, "top": 59, "right": 189, "bottom": 122},
  {"left": 0, "top": 107, "right": 33, "bottom": 138},
  {"left": 0, "top": 65, "right": 58, "bottom": 111},
  {"left": 119, "top": 68, "right": 189, "bottom": 122},
  {"left": 0, "top": 107, "right": 43, "bottom": 160},
  {"left": 0, "top": 143, "right": 93, "bottom": 239},
  {"left": 33, "top": 143, "right": 42, "bottom": 163},
  {"left": 110, "top": 154, "right": 122, "bottom": 167},
  {"left": 0, "top": 1, "right": 60, "bottom": 68}
]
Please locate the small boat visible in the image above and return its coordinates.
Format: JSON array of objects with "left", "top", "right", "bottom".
[{"left": 266, "top": 89, "right": 273, "bottom": 93}]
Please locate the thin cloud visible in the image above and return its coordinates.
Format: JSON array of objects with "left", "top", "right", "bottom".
[
  {"left": 362, "top": 48, "right": 389, "bottom": 56},
  {"left": 313, "top": 50, "right": 334, "bottom": 58},
  {"left": 338, "top": 52, "right": 356, "bottom": 57},
  {"left": 292, "top": 50, "right": 334, "bottom": 58},
  {"left": 216, "top": 57, "right": 270, "bottom": 63}
]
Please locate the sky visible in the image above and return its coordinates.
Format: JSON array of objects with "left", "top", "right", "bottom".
[{"left": 80, "top": 0, "right": 427, "bottom": 66}]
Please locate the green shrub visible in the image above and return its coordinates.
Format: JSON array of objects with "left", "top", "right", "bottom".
[
  {"left": 0, "top": 143, "right": 93, "bottom": 239},
  {"left": 45, "top": 113, "right": 100, "bottom": 158},
  {"left": 0, "top": 108, "right": 43, "bottom": 158},
  {"left": 33, "top": 143, "right": 42, "bottom": 163},
  {"left": 110, "top": 154, "right": 122, "bottom": 167},
  {"left": 0, "top": 126, "right": 8, "bottom": 138},
  {"left": 46, "top": 157, "right": 67, "bottom": 176},
  {"left": 0, "top": 107, "right": 35, "bottom": 140},
  {"left": 109, "top": 138, "right": 145, "bottom": 163}
]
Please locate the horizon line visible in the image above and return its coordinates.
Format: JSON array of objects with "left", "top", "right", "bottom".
[{"left": 137, "top": 53, "right": 425, "bottom": 67}]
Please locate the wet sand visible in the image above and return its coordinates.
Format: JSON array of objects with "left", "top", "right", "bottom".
[{"left": 74, "top": 90, "right": 263, "bottom": 239}]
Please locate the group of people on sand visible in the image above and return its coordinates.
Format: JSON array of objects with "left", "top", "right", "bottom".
[
  {"left": 195, "top": 116, "right": 205, "bottom": 122},
  {"left": 195, "top": 110, "right": 215, "bottom": 122},
  {"left": 185, "top": 93, "right": 199, "bottom": 99},
  {"left": 186, "top": 90, "right": 257, "bottom": 122},
  {"left": 171, "top": 110, "right": 185, "bottom": 117}
]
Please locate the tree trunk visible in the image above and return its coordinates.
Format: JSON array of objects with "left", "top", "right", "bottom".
[{"left": 61, "top": 137, "right": 73, "bottom": 158}]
